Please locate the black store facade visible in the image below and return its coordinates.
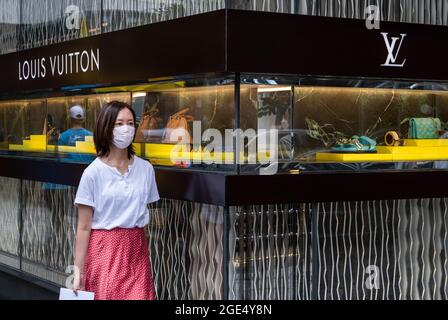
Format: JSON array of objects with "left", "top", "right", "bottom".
[{"left": 2, "top": 9, "right": 448, "bottom": 300}]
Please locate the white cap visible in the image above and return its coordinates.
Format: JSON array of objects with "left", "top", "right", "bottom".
[{"left": 69, "top": 105, "right": 85, "bottom": 120}]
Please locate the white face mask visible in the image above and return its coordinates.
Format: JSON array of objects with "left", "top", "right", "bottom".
[{"left": 113, "top": 125, "right": 135, "bottom": 149}]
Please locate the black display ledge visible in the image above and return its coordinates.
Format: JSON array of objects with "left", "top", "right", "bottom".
[{"left": 0, "top": 155, "right": 447, "bottom": 206}]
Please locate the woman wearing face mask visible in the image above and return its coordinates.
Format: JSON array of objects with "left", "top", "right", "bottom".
[{"left": 72, "top": 101, "right": 159, "bottom": 300}]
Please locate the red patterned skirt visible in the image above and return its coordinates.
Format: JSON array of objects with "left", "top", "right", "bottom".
[{"left": 84, "top": 227, "right": 155, "bottom": 300}]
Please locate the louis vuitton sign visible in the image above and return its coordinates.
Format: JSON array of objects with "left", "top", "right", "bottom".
[
  {"left": 18, "top": 48, "right": 100, "bottom": 81},
  {"left": 0, "top": 9, "right": 225, "bottom": 94},
  {"left": 381, "top": 33, "right": 407, "bottom": 68}
]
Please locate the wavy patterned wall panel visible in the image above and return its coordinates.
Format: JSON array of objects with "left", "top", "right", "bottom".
[
  {"left": 2, "top": 0, "right": 226, "bottom": 53},
  {"left": 0, "top": 0, "right": 19, "bottom": 55},
  {"left": 55, "top": 0, "right": 102, "bottom": 44},
  {"left": 229, "top": 0, "right": 295, "bottom": 13},
  {"left": 3, "top": 0, "right": 448, "bottom": 55},
  {"left": 315, "top": 201, "right": 392, "bottom": 300},
  {"left": 230, "top": 199, "right": 448, "bottom": 300},
  {"left": 0, "top": 177, "right": 20, "bottom": 256},
  {"left": 102, "top": 0, "right": 225, "bottom": 32},
  {"left": 20, "top": 181, "right": 77, "bottom": 285},
  {"left": 230, "top": 0, "right": 448, "bottom": 25},
  {"left": 229, "top": 204, "right": 313, "bottom": 300},
  {"left": 19, "top": 0, "right": 101, "bottom": 51},
  {"left": 313, "top": 200, "right": 448, "bottom": 300},
  {"left": 3, "top": 173, "right": 448, "bottom": 300},
  {"left": 149, "top": 199, "right": 224, "bottom": 300},
  {"left": 0, "top": 178, "right": 224, "bottom": 298}
]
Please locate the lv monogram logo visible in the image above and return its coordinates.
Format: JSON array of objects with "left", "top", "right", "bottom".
[{"left": 381, "top": 32, "right": 407, "bottom": 68}]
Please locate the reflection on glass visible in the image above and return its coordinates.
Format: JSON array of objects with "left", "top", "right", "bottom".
[
  {"left": 0, "top": 93, "right": 133, "bottom": 163},
  {"left": 0, "top": 99, "right": 46, "bottom": 153},
  {"left": 1, "top": 101, "right": 25, "bottom": 146},
  {"left": 5, "top": 75, "right": 448, "bottom": 174},
  {"left": 86, "top": 92, "right": 131, "bottom": 131},
  {"left": 47, "top": 97, "right": 86, "bottom": 147},
  {"left": 130, "top": 79, "right": 235, "bottom": 170},
  {"left": 240, "top": 84, "right": 293, "bottom": 163},
  {"left": 47, "top": 97, "right": 92, "bottom": 163},
  {"left": 294, "top": 86, "right": 440, "bottom": 160},
  {"left": 240, "top": 75, "right": 448, "bottom": 173},
  {"left": 57, "top": 105, "right": 92, "bottom": 147}
]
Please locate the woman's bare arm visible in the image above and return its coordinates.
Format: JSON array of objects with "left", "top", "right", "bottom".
[{"left": 73, "top": 204, "right": 93, "bottom": 292}]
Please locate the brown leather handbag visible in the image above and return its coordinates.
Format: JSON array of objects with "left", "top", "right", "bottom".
[
  {"left": 135, "top": 107, "right": 160, "bottom": 143},
  {"left": 163, "top": 107, "right": 194, "bottom": 144}
]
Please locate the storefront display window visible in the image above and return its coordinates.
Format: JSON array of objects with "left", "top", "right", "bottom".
[
  {"left": 0, "top": 75, "right": 236, "bottom": 170},
  {"left": 3, "top": 74, "right": 448, "bottom": 173},
  {"left": 240, "top": 75, "right": 448, "bottom": 173},
  {"left": 129, "top": 77, "right": 235, "bottom": 169},
  {"left": 0, "top": 99, "right": 46, "bottom": 154}
]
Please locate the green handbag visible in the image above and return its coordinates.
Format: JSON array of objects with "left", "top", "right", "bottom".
[{"left": 409, "top": 118, "right": 442, "bottom": 139}]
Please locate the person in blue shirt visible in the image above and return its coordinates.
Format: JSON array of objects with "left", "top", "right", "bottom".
[
  {"left": 58, "top": 105, "right": 93, "bottom": 147},
  {"left": 43, "top": 106, "right": 94, "bottom": 260}
]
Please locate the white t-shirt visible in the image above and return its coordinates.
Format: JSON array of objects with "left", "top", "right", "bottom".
[{"left": 74, "top": 156, "right": 160, "bottom": 230}]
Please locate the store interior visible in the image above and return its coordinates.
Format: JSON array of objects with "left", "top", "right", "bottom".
[{"left": 1, "top": 74, "right": 448, "bottom": 174}]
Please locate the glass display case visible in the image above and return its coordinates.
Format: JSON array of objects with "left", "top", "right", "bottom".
[
  {"left": 0, "top": 74, "right": 236, "bottom": 171},
  {"left": 240, "top": 74, "right": 448, "bottom": 173},
  {"left": 3, "top": 73, "right": 448, "bottom": 174},
  {"left": 0, "top": 99, "right": 46, "bottom": 150}
]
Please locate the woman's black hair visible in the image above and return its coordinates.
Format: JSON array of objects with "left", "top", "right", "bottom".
[{"left": 94, "top": 101, "right": 136, "bottom": 159}]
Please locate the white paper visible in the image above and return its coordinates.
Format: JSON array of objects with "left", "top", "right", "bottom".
[{"left": 59, "top": 288, "right": 95, "bottom": 300}]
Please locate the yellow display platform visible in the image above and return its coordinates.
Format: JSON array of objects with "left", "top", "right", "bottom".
[
  {"left": 8, "top": 135, "right": 142, "bottom": 157},
  {"left": 8, "top": 144, "right": 24, "bottom": 151},
  {"left": 145, "top": 143, "right": 235, "bottom": 164},
  {"left": 74, "top": 136, "right": 96, "bottom": 154},
  {"left": 9, "top": 135, "right": 47, "bottom": 152},
  {"left": 316, "top": 152, "right": 394, "bottom": 162},
  {"left": 7, "top": 136, "right": 269, "bottom": 165},
  {"left": 316, "top": 139, "right": 448, "bottom": 162},
  {"left": 403, "top": 139, "right": 448, "bottom": 147},
  {"left": 144, "top": 143, "right": 271, "bottom": 165}
]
